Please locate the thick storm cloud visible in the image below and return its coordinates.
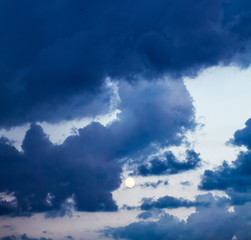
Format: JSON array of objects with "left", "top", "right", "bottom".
[
  {"left": 105, "top": 194, "right": 251, "bottom": 240},
  {"left": 1, "top": 0, "right": 251, "bottom": 127},
  {"left": 137, "top": 150, "right": 201, "bottom": 176},
  {"left": 200, "top": 118, "right": 251, "bottom": 205},
  {"left": 0, "top": 0, "right": 251, "bottom": 239},
  {"left": 0, "top": 80, "right": 196, "bottom": 215},
  {"left": 0, "top": 124, "right": 122, "bottom": 214}
]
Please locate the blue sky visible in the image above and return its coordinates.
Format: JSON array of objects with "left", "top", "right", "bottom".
[{"left": 0, "top": 1, "right": 251, "bottom": 239}]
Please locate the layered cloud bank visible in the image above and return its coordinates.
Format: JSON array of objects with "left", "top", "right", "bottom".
[{"left": 105, "top": 194, "right": 251, "bottom": 240}]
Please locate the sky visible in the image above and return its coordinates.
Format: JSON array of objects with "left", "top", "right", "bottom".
[{"left": 0, "top": 0, "right": 251, "bottom": 239}]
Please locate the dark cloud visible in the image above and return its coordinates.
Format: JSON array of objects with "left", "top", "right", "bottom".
[
  {"left": 0, "top": 124, "right": 121, "bottom": 215},
  {"left": 137, "top": 211, "right": 154, "bottom": 220},
  {"left": 200, "top": 156, "right": 251, "bottom": 193},
  {"left": 44, "top": 198, "right": 75, "bottom": 218},
  {"left": 228, "top": 118, "right": 251, "bottom": 148},
  {"left": 1, "top": 236, "right": 53, "bottom": 240},
  {"left": 140, "top": 196, "right": 193, "bottom": 210},
  {"left": 120, "top": 205, "right": 138, "bottom": 211},
  {"left": 66, "top": 237, "right": 74, "bottom": 240},
  {"left": 105, "top": 194, "right": 251, "bottom": 240},
  {"left": 200, "top": 118, "right": 251, "bottom": 205},
  {"left": 112, "top": 81, "right": 196, "bottom": 157},
  {"left": 1, "top": 237, "right": 16, "bottom": 240},
  {"left": 0, "top": 80, "right": 196, "bottom": 216},
  {"left": 140, "top": 194, "right": 210, "bottom": 210},
  {"left": 137, "top": 209, "right": 166, "bottom": 220},
  {"left": 137, "top": 150, "right": 201, "bottom": 176},
  {"left": 140, "top": 180, "right": 167, "bottom": 189},
  {"left": 20, "top": 235, "right": 53, "bottom": 240},
  {"left": 0, "top": 0, "right": 251, "bottom": 127},
  {"left": 180, "top": 181, "right": 191, "bottom": 186},
  {"left": 0, "top": 203, "right": 17, "bottom": 216}
]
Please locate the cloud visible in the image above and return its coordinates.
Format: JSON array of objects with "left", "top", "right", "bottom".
[
  {"left": 0, "top": 124, "right": 121, "bottom": 214},
  {"left": 66, "top": 237, "right": 74, "bottom": 240},
  {"left": 105, "top": 194, "right": 251, "bottom": 240},
  {"left": 20, "top": 235, "right": 53, "bottom": 240},
  {"left": 180, "top": 181, "right": 191, "bottom": 186},
  {"left": 200, "top": 118, "right": 251, "bottom": 205},
  {"left": 0, "top": 234, "right": 73, "bottom": 240},
  {"left": 137, "top": 150, "right": 201, "bottom": 176},
  {"left": 228, "top": 118, "right": 251, "bottom": 148},
  {"left": 0, "top": 80, "right": 196, "bottom": 216},
  {"left": 140, "top": 180, "right": 168, "bottom": 189},
  {"left": 140, "top": 194, "right": 210, "bottom": 210},
  {"left": 0, "top": 236, "right": 52, "bottom": 240},
  {"left": 137, "top": 209, "right": 166, "bottom": 220},
  {"left": 1, "top": 235, "right": 66, "bottom": 240},
  {"left": 112, "top": 80, "right": 196, "bottom": 157},
  {"left": 1, "top": 237, "right": 16, "bottom": 240},
  {"left": 0, "top": 235, "right": 53, "bottom": 240},
  {"left": 0, "top": 0, "right": 251, "bottom": 127}
]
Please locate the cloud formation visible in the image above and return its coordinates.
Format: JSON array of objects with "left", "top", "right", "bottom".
[
  {"left": 0, "top": 80, "right": 196, "bottom": 215},
  {"left": 1, "top": 235, "right": 53, "bottom": 240},
  {"left": 1, "top": 237, "right": 16, "bottom": 240},
  {"left": 0, "top": 0, "right": 251, "bottom": 127},
  {"left": 200, "top": 118, "right": 251, "bottom": 205},
  {"left": 140, "top": 180, "right": 168, "bottom": 189},
  {"left": 137, "top": 150, "right": 201, "bottom": 176},
  {"left": 0, "top": 124, "right": 121, "bottom": 214},
  {"left": 105, "top": 194, "right": 251, "bottom": 240},
  {"left": 140, "top": 194, "right": 209, "bottom": 210},
  {"left": 1, "top": 0, "right": 251, "bottom": 238}
]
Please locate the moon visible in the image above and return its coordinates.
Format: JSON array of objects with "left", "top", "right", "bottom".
[{"left": 125, "top": 177, "right": 136, "bottom": 188}]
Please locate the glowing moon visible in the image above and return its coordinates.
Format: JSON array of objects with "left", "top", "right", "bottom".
[{"left": 125, "top": 177, "right": 136, "bottom": 188}]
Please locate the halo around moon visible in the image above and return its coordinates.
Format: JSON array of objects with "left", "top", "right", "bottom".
[{"left": 125, "top": 177, "right": 136, "bottom": 188}]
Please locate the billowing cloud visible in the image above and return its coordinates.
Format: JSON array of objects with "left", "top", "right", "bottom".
[
  {"left": 200, "top": 118, "right": 251, "bottom": 205},
  {"left": 137, "top": 150, "right": 201, "bottom": 176},
  {"left": 0, "top": 80, "right": 196, "bottom": 215},
  {"left": 0, "top": 0, "right": 251, "bottom": 127},
  {"left": 1, "top": 0, "right": 251, "bottom": 239},
  {"left": 105, "top": 194, "right": 251, "bottom": 240},
  {"left": 0, "top": 124, "right": 121, "bottom": 214},
  {"left": 229, "top": 118, "right": 251, "bottom": 148}
]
